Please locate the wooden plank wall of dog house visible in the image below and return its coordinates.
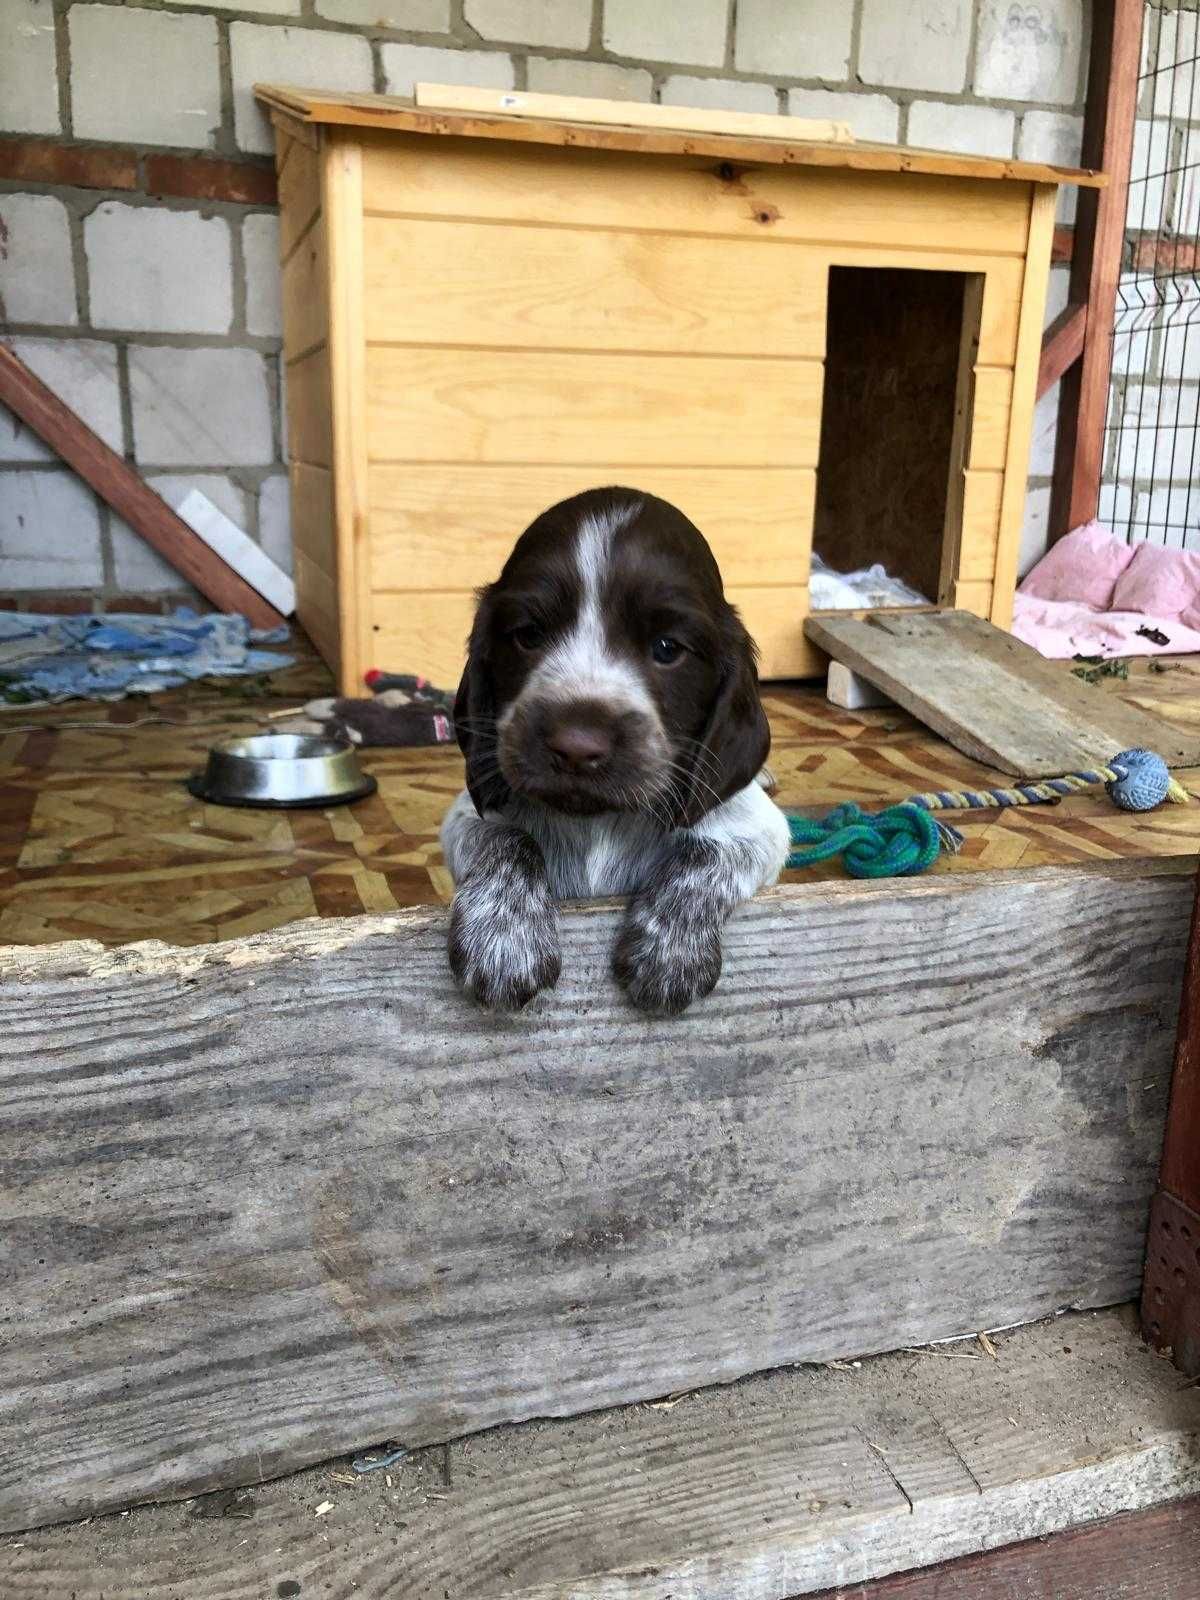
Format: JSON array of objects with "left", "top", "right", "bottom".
[
  {"left": 272, "top": 114, "right": 342, "bottom": 679},
  {"left": 357, "top": 131, "right": 1031, "bottom": 686}
]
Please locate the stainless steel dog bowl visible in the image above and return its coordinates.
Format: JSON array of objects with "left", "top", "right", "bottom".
[{"left": 187, "top": 732, "right": 377, "bottom": 809}]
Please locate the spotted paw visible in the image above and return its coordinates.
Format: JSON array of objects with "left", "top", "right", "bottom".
[
  {"left": 448, "top": 859, "right": 561, "bottom": 1012},
  {"left": 612, "top": 897, "right": 723, "bottom": 1017}
]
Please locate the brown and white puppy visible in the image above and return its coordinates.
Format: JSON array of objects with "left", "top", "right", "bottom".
[{"left": 441, "top": 486, "right": 789, "bottom": 1015}]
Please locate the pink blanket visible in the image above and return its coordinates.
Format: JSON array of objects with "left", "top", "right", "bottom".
[{"left": 1012, "top": 521, "right": 1200, "bottom": 658}]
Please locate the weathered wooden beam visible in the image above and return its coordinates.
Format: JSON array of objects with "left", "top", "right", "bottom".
[
  {"left": 1048, "top": 0, "right": 1141, "bottom": 539},
  {"left": 5, "top": 1309, "right": 1200, "bottom": 1597},
  {"left": 0, "top": 345, "right": 284, "bottom": 627},
  {"left": 1037, "top": 301, "right": 1087, "bottom": 399},
  {"left": 0, "top": 859, "right": 1192, "bottom": 1535},
  {"left": 1143, "top": 858, "right": 1200, "bottom": 1375}
]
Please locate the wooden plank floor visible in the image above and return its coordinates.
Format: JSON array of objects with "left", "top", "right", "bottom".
[{"left": 2, "top": 634, "right": 1200, "bottom": 947}]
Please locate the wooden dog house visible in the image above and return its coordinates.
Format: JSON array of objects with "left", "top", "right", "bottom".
[{"left": 257, "top": 83, "right": 1102, "bottom": 692}]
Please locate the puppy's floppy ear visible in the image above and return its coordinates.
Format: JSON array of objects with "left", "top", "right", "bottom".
[
  {"left": 454, "top": 586, "right": 511, "bottom": 817},
  {"left": 676, "top": 602, "right": 770, "bottom": 827}
]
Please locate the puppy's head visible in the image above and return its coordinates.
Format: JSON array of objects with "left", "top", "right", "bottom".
[{"left": 454, "top": 487, "right": 769, "bottom": 826}]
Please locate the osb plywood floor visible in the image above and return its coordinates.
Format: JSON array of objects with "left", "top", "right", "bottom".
[{"left": 3, "top": 635, "right": 1200, "bottom": 949}]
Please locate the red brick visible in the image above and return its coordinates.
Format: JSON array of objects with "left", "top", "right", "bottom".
[
  {"left": 0, "top": 138, "right": 138, "bottom": 192},
  {"left": 143, "top": 153, "right": 277, "bottom": 207}
]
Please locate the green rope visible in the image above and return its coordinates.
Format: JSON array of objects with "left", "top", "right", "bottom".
[{"left": 787, "top": 802, "right": 942, "bottom": 879}]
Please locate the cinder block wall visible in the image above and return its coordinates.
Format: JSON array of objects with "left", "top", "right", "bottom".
[{"left": 0, "top": 0, "right": 1084, "bottom": 617}]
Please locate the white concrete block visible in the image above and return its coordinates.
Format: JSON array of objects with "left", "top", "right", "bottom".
[
  {"left": 1116, "top": 384, "right": 1200, "bottom": 483},
  {"left": 735, "top": 0, "right": 851, "bottom": 78},
  {"left": 1151, "top": 12, "right": 1200, "bottom": 120},
  {"left": 602, "top": 0, "right": 729, "bottom": 67},
  {"left": 1018, "top": 483, "right": 1051, "bottom": 577},
  {"left": 907, "top": 100, "right": 1015, "bottom": 159},
  {"left": 661, "top": 76, "right": 777, "bottom": 114},
  {"left": 0, "top": 193, "right": 77, "bottom": 326},
  {"left": 316, "top": 0, "right": 448, "bottom": 24},
  {"left": 0, "top": 472, "right": 104, "bottom": 589},
  {"left": 1097, "top": 479, "right": 1135, "bottom": 536},
  {"left": 380, "top": 42, "right": 514, "bottom": 98},
  {"left": 113, "top": 475, "right": 248, "bottom": 592},
  {"left": 1132, "top": 484, "right": 1197, "bottom": 550},
  {"left": 70, "top": 5, "right": 221, "bottom": 148},
  {"left": 1160, "top": 304, "right": 1200, "bottom": 382},
  {"left": 464, "top": 0, "right": 590, "bottom": 48},
  {"left": 859, "top": 0, "right": 971, "bottom": 94},
  {"left": 1127, "top": 119, "right": 1170, "bottom": 237},
  {"left": 787, "top": 89, "right": 899, "bottom": 144},
  {"left": 826, "top": 661, "right": 893, "bottom": 710},
  {"left": 230, "top": 23, "right": 373, "bottom": 155},
  {"left": 975, "top": 0, "right": 1083, "bottom": 106},
  {"left": 526, "top": 56, "right": 651, "bottom": 101},
  {"left": 1043, "top": 262, "right": 1071, "bottom": 326},
  {"left": 258, "top": 474, "right": 293, "bottom": 576},
  {"left": 85, "top": 204, "right": 233, "bottom": 336},
  {"left": 243, "top": 213, "right": 283, "bottom": 339},
  {"left": 0, "top": 0, "right": 59, "bottom": 135},
  {"left": 1028, "top": 381, "right": 1058, "bottom": 479},
  {"left": 128, "top": 347, "right": 274, "bottom": 468},
  {"left": 1019, "top": 110, "right": 1083, "bottom": 222},
  {"left": 0, "top": 338, "right": 122, "bottom": 465}
]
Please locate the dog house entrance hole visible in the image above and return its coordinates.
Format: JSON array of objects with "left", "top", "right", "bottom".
[{"left": 812, "top": 266, "right": 982, "bottom": 607}]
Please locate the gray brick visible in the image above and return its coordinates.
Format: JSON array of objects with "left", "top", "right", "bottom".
[
  {"left": 976, "top": 0, "right": 1084, "bottom": 106},
  {"left": 602, "top": 0, "right": 729, "bottom": 67},
  {"left": 1019, "top": 110, "right": 1083, "bottom": 221},
  {"left": 316, "top": 0, "right": 449, "bottom": 23},
  {"left": 1151, "top": 12, "right": 1200, "bottom": 119},
  {"left": 787, "top": 89, "right": 900, "bottom": 143},
  {"left": 859, "top": 0, "right": 971, "bottom": 94},
  {"left": 0, "top": 0, "right": 59, "bottom": 135},
  {"left": 243, "top": 213, "right": 283, "bottom": 339},
  {"left": 113, "top": 474, "right": 249, "bottom": 591},
  {"left": 70, "top": 5, "right": 221, "bottom": 149},
  {"left": 735, "top": 0, "right": 851, "bottom": 79},
  {"left": 0, "top": 472, "right": 104, "bottom": 589},
  {"left": 258, "top": 474, "right": 293, "bottom": 576},
  {"left": 85, "top": 204, "right": 233, "bottom": 335},
  {"left": 661, "top": 76, "right": 777, "bottom": 114},
  {"left": 380, "top": 42, "right": 514, "bottom": 97},
  {"left": 230, "top": 23, "right": 373, "bottom": 155},
  {"left": 0, "top": 193, "right": 77, "bottom": 326},
  {"left": 907, "top": 100, "right": 1015, "bottom": 158},
  {"left": 1028, "top": 382, "right": 1057, "bottom": 478},
  {"left": 464, "top": 0, "right": 590, "bottom": 49},
  {"left": 128, "top": 347, "right": 274, "bottom": 467},
  {"left": 0, "top": 338, "right": 122, "bottom": 465},
  {"left": 526, "top": 57, "right": 652, "bottom": 101}
]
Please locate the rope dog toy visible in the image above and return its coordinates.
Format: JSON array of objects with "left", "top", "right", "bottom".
[{"left": 786, "top": 748, "right": 1189, "bottom": 879}]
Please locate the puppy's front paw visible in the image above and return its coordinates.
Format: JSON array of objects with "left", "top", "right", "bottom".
[
  {"left": 449, "top": 871, "right": 561, "bottom": 1012},
  {"left": 613, "top": 897, "right": 722, "bottom": 1017}
]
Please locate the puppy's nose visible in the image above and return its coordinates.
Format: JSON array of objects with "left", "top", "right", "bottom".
[{"left": 545, "top": 722, "right": 612, "bottom": 772}]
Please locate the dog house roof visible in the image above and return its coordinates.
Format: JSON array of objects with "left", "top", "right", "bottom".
[{"left": 255, "top": 83, "right": 1106, "bottom": 189}]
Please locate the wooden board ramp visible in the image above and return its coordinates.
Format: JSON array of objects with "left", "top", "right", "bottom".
[
  {"left": 5, "top": 1309, "right": 1200, "bottom": 1598},
  {"left": 805, "top": 608, "right": 1200, "bottom": 776},
  {"left": 0, "top": 859, "right": 1191, "bottom": 1534}
]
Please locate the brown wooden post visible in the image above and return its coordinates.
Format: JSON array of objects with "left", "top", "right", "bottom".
[
  {"left": 1047, "top": 0, "right": 1142, "bottom": 539},
  {"left": 1143, "top": 861, "right": 1200, "bottom": 1375}
]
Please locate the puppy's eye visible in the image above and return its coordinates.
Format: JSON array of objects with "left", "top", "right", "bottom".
[
  {"left": 511, "top": 624, "right": 547, "bottom": 653},
  {"left": 651, "top": 635, "right": 684, "bottom": 666}
]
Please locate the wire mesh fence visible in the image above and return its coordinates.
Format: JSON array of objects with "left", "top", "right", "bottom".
[{"left": 1103, "top": 0, "right": 1200, "bottom": 546}]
